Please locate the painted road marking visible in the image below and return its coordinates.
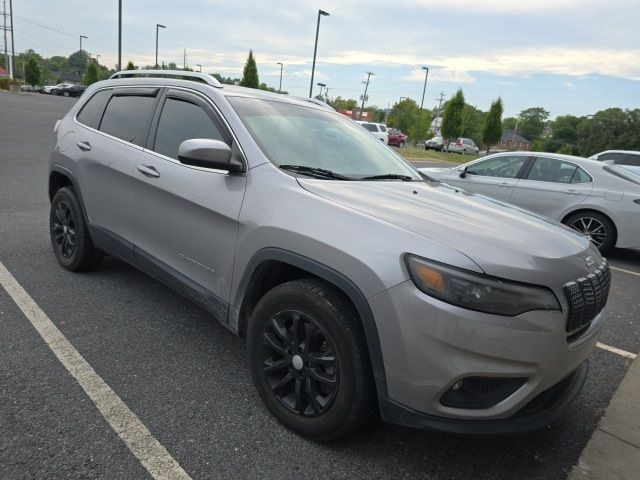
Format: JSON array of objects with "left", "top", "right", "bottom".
[
  {"left": 0, "top": 261, "right": 192, "bottom": 480},
  {"left": 610, "top": 266, "right": 640, "bottom": 278},
  {"left": 596, "top": 342, "right": 637, "bottom": 360}
]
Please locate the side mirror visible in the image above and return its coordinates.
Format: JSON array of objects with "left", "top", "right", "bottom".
[
  {"left": 177, "top": 139, "right": 243, "bottom": 173},
  {"left": 459, "top": 166, "right": 468, "bottom": 178}
]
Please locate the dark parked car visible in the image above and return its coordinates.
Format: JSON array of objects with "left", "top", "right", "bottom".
[
  {"left": 52, "top": 84, "right": 87, "bottom": 97},
  {"left": 425, "top": 136, "right": 444, "bottom": 151},
  {"left": 387, "top": 128, "right": 406, "bottom": 147}
]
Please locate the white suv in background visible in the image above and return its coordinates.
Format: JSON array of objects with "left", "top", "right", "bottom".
[{"left": 356, "top": 121, "right": 389, "bottom": 144}]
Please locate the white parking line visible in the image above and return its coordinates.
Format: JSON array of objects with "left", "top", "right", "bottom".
[
  {"left": 610, "top": 266, "right": 640, "bottom": 278},
  {"left": 596, "top": 342, "right": 637, "bottom": 360},
  {"left": 0, "top": 261, "right": 192, "bottom": 480}
]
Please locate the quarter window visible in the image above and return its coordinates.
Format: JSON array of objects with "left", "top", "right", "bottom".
[
  {"left": 76, "top": 89, "right": 111, "bottom": 127},
  {"left": 153, "top": 97, "right": 225, "bottom": 160},
  {"left": 571, "top": 167, "right": 592, "bottom": 183},
  {"left": 99, "top": 95, "right": 157, "bottom": 146},
  {"left": 527, "top": 157, "right": 578, "bottom": 183},
  {"left": 466, "top": 156, "right": 528, "bottom": 178}
]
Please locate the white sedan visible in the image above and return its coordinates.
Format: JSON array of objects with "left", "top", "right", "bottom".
[{"left": 421, "top": 152, "right": 640, "bottom": 252}]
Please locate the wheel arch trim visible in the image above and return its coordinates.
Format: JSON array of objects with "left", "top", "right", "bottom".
[{"left": 230, "top": 247, "right": 388, "bottom": 397}]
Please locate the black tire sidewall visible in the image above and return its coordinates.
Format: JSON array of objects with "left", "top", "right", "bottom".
[
  {"left": 247, "top": 281, "right": 368, "bottom": 440},
  {"left": 565, "top": 212, "right": 616, "bottom": 253}
]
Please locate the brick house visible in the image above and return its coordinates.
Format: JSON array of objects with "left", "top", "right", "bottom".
[{"left": 499, "top": 129, "right": 531, "bottom": 150}]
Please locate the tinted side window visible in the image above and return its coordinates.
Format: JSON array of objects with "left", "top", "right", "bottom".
[
  {"left": 623, "top": 153, "right": 640, "bottom": 166},
  {"left": 467, "top": 156, "right": 527, "bottom": 178},
  {"left": 527, "top": 157, "right": 577, "bottom": 183},
  {"left": 99, "top": 95, "right": 157, "bottom": 146},
  {"left": 76, "top": 89, "right": 111, "bottom": 127},
  {"left": 599, "top": 152, "right": 626, "bottom": 162},
  {"left": 362, "top": 123, "right": 377, "bottom": 132},
  {"left": 153, "top": 97, "right": 225, "bottom": 160},
  {"left": 571, "top": 167, "right": 592, "bottom": 183},
  {"left": 379, "top": 125, "right": 387, "bottom": 132}
]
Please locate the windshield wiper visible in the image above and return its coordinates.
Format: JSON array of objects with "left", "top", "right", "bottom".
[
  {"left": 279, "top": 164, "right": 354, "bottom": 180},
  {"left": 361, "top": 174, "right": 414, "bottom": 181}
]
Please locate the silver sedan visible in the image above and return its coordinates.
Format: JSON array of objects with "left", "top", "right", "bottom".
[{"left": 421, "top": 152, "right": 640, "bottom": 252}]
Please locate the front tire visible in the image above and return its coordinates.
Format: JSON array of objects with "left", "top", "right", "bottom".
[
  {"left": 564, "top": 211, "right": 616, "bottom": 253},
  {"left": 50, "top": 187, "right": 102, "bottom": 271},
  {"left": 247, "top": 279, "right": 375, "bottom": 441},
  {"left": 62, "top": 91, "right": 70, "bottom": 97}
]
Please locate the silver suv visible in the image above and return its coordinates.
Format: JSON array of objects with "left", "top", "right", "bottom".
[{"left": 48, "top": 71, "right": 609, "bottom": 441}]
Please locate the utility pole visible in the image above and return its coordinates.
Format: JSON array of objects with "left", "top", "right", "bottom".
[
  {"left": 2, "top": 1, "right": 7, "bottom": 75},
  {"left": 183, "top": 48, "right": 186, "bottom": 69},
  {"left": 434, "top": 91, "right": 445, "bottom": 133},
  {"left": 8, "top": 0, "right": 13, "bottom": 78},
  {"left": 511, "top": 118, "right": 519, "bottom": 150},
  {"left": 359, "top": 71, "right": 374, "bottom": 120},
  {"left": 277, "top": 62, "right": 283, "bottom": 93},
  {"left": 118, "top": 0, "right": 122, "bottom": 71},
  {"left": 415, "top": 66, "right": 429, "bottom": 145}
]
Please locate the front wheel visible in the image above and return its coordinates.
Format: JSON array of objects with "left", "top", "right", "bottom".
[
  {"left": 62, "top": 91, "right": 70, "bottom": 97},
  {"left": 247, "top": 279, "right": 375, "bottom": 441},
  {"left": 564, "top": 211, "right": 616, "bottom": 253}
]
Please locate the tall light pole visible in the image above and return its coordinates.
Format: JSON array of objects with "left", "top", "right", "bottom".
[
  {"left": 359, "top": 71, "right": 374, "bottom": 120},
  {"left": 317, "top": 82, "right": 326, "bottom": 99},
  {"left": 96, "top": 54, "right": 100, "bottom": 65},
  {"left": 277, "top": 62, "right": 283, "bottom": 93},
  {"left": 415, "top": 66, "right": 429, "bottom": 145},
  {"left": 309, "top": 9, "right": 329, "bottom": 98},
  {"left": 196, "top": 63, "right": 202, "bottom": 72},
  {"left": 80, "top": 35, "right": 87, "bottom": 53},
  {"left": 155, "top": 24, "right": 166, "bottom": 69},
  {"left": 118, "top": 0, "right": 122, "bottom": 71}
]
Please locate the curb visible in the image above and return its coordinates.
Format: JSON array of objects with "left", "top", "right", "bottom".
[{"left": 568, "top": 355, "right": 640, "bottom": 479}]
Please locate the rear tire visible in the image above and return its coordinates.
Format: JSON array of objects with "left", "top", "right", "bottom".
[
  {"left": 563, "top": 211, "right": 616, "bottom": 253},
  {"left": 63, "top": 91, "right": 70, "bottom": 97},
  {"left": 247, "top": 278, "right": 375, "bottom": 441},
  {"left": 50, "top": 187, "right": 102, "bottom": 271}
]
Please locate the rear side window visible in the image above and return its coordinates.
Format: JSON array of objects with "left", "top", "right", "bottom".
[
  {"left": 153, "top": 97, "right": 225, "bottom": 160},
  {"left": 379, "top": 125, "right": 386, "bottom": 132},
  {"left": 76, "top": 89, "right": 111, "bottom": 127},
  {"left": 99, "top": 95, "right": 157, "bottom": 146},
  {"left": 599, "top": 152, "right": 626, "bottom": 162},
  {"left": 362, "top": 123, "right": 377, "bottom": 132},
  {"left": 527, "top": 157, "right": 577, "bottom": 183},
  {"left": 623, "top": 153, "right": 640, "bottom": 166}
]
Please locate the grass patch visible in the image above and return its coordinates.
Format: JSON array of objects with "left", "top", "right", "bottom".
[{"left": 396, "top": 146, "right": 478, "bottom": 164}]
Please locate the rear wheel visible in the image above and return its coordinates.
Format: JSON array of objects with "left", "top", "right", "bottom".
[
  {"left": 247, "top": 279, "right": 375, "bottom": 441},
  {"left": 564, "top": 211, "right": 616, "bottom": 253},
  {"left": 50, "top": 187, "right": 102, "bottom": 271}
]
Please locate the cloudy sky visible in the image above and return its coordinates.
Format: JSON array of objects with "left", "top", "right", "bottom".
[{"left": 11, "top": 0, "right": 640, "bottom": 117}]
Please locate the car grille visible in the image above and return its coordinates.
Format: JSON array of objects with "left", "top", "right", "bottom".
[{"left": 563, "top": 260, "right": 610, "bottom": 333}]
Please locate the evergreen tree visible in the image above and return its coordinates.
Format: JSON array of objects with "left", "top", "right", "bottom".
[
  {"left": 240, "top": 50, "right": 259, "bottom": 89},
  {"left": 441, "top": 89, "right": 465, "bottom": 145},
  {"left": 481, "top": 97, "right": 504, "bottom": 154},
  {"left": 24, "top": 58, "right": 41, "bottom": 87},
  {"left": 125, "top": 61, "right": 136, "bottom": 70},
  {"left": 83, "top": 62, "right": 99, "bottom": 86}
]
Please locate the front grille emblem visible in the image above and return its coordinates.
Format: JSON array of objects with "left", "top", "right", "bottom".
[{"left": 584, "top": 256, "right": 596, "bottom": 267}]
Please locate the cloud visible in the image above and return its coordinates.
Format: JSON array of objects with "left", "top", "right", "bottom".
[
  {"left": 565, "top": 81, "right": 575, "bottom": 89},
  {"left": 400, "top": 68, "right": 476, "bottom": 84},
  {"left": 290, "top": 69, "right": 329, "bottom": 81}
]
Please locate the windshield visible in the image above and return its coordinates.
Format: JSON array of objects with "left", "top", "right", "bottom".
[{"left": 228, "top": 97, "right": 422, "bottom": 180}]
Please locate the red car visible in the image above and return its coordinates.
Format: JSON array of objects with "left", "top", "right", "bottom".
[{"left": 387, "top": 128, "right": 407, "bottom": 147}]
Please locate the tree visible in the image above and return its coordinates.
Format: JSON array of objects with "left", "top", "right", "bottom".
[
  {"left": 167, "top": 62, "right": 177, "bottom": 70},
  {"left": 240, "top": 50, "right": 259, "bottom": 88},
  {"left": 387, "top": 98, "right": 419, "bottom": 135},
  {"left": 68, "top": 50, "right": 90, "bottom": 73},
  {"left": 83, "top": 62, "right": 99, "bottom": 86},
  {"left": 125, "top": 61, "right": 136, "bottom": 70},
  {"left": 517, "top": 107, "right": 550, "bottom": 141},
  {"left": 331, "top": 96, "right": 358, "bottom": 114},
  {"left": 481, "top": 98, "right": 504, "bottom": 154},
  {"left": 441, "top": 89, "right": 465, "bottom": 145},
  {"left": 460, "top": 104, "right": 485, "bottom": 145},
  {"left": 24, "top": 58, "right": 41, "bottom": 87},
  {"left": 544, "top": 115, "right": 580, "bottom": 153},
  {"left": 503, "top": 117, "right": 517, "bottom": 130}
]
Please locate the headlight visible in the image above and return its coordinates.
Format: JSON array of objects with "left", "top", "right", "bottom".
[{"left": 405, "top": 254, "right": 560, "bottom": 316}]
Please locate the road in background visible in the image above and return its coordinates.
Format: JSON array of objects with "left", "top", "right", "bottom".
[{"left": 1, "top": 93, "right": 639, "bottom": 479}]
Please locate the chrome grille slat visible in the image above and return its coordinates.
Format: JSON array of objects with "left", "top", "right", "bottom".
[{"left": 563, "top": 261, "right": 610, "bottom": 333}]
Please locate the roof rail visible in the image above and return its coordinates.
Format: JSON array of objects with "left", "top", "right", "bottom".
[{"left": 109, "top": 70, "right": 222, "bottom": 87}]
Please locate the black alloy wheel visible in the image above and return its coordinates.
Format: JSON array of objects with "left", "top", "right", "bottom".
[
  {"left": 564, "top": 211, "right": 616, "bottom": 253},
  {"left": 262, "top": 310, "right": 339, "bottom": 417},
  {"left": 52, "top": 200, "right": 76, "bottom": 259}
]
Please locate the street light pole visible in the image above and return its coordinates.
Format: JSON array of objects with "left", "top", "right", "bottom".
[
  {"left": 118, "top": 0, "right": 122, "bottom": 71},
  {"left": 80, "top": 35, "right": 87, "bottom": 53},
  {"left": 155, "top": 24, "right": 166, "bottom": 69},
  {"left": 309, "top": 9, "right": 329, "bottom": 98},
  {"left": 317, "top": 82, "right": 325, "bottom": 99},
  {"left": 277, "top": 62, "right": 283, "bottom": 93},
  {"left": 196, "top": 64, "right": 202, "bottom": 72},
  {"left": 359, "top": 71, "right": 374, "bottom": 120},
  {"left": 415, "top": 66, "right": 429, "bottom": 145},
  {"left": 96, "top": 54, "right": 100, "bottom": 65}
]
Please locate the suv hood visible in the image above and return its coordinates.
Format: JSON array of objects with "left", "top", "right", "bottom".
[{"left": 298, "top": 179, "right": 596, "bottom": 285}]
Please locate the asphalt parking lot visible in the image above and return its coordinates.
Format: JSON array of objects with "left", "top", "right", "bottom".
[{"left": 1, "top": 92, "right": 639, "bottom": 480}]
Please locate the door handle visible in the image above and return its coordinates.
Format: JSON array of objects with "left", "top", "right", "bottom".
[
  {"left": 137, "top": 164, "right": 160, "bottom": 178},
  {"left": 76, "top": 141, "right": 92, "bottom": 151}
]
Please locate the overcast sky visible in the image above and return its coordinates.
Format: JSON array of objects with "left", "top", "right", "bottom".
[{"left": 11, "top": 0, "right": 640, "bottom": 117}]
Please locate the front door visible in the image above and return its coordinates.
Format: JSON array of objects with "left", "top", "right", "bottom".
[{"left": 132, "top": 89, "right": 247, "bottom": 315}]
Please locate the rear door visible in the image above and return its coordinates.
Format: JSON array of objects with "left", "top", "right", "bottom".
[
  {"left": 132, "top": 88, "right": 247, "bottom": 310},
  {"left": 511, "top": 156, "right": 593, "bottom": 219},
  {"left": 446, "top": 154, "right": 531, "bottom": 202},
  {"left": 72, "top": 87, "right": 161, "bottom": 261}
]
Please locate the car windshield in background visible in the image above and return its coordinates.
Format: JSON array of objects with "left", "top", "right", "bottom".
[{"left": 228, "top": 97, "right": 422, "bottom": 181}]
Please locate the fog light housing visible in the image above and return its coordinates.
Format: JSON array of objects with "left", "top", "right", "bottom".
[{"left": 440, "top": 377, "right": 527, "bottom": 409}]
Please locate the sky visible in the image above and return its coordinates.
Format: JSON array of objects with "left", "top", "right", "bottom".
[{"left": 9, "top": 0, "right": 640, "bottom": 118}]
